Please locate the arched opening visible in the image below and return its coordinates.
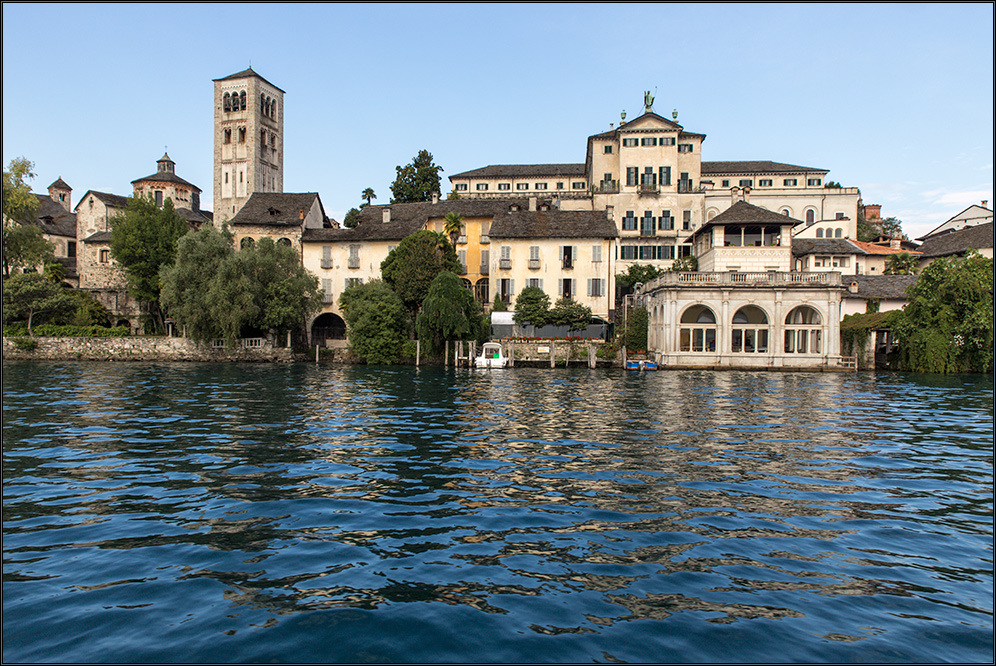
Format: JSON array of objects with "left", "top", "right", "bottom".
[
  {"left": 311, "top": 313, "right": 347, "bottom": 346},
  {"left": 805, "top": 209, "right": 815, "bottom": 224},
  {"left": 784, "top": 306, "right": 823, "bottom": 354},
  {"left": 239, "top": 91, "right": 246, "bottom": 110},
  {"left": 223, "top": 92, "right": 231, "bottom": 112},
  {"left": 474, "top": 277, "right": 489, "bottom": 304},
  {"left": 781, "top": 207, "right": 792, "bottom": 217},
  {"left": 115, "top": 319, "right": 130, "bottom": 329},
  {"left": 816, "top": 228, "right": 824, "bottom": 238},
  {"left": 461, "top": 278, "right": 472, "bottom": 291},
  {"left": 835, "top": 228, "right": 843, "bottom": 238},
  {"left": 277, "top": 237, "right": 292, "bottom": 246},
  {"left": 679, "top": 305, "right": 717, "bottom": 352},
  {"left": 240, "top": 237, "right": 255, "bottom": 250},
  {"left": 731, "top": 305, "right": 769, "bottom": 353}
]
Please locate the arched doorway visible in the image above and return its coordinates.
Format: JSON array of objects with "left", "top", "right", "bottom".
[
  {"left": 311, "top": 313, "right": 346, "bottom": 347},
  {"left": 679, "top": 304, "right": 717, "bottom": 352},
  {"left": 731, "top": 305, "right": 769, "bottom": 353},
  {"left": 784, "top": 305, "right": 823, "bottom": 354}
]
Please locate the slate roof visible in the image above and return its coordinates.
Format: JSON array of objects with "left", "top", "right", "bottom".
[
  {"left": 701, "top": 161, "right": 827, "bottom": 175},
  {"left": 791, "top": 238, "right": 863, "bottom": 256},
  {"left": 130, "top": 170, "right": 201, "bottom": 190},
  {"left": 694, "top": 201, "right": 801, "bottom": 241},
  {"left": 75, "top": 190, "right": 130, "bottom": 211},
  {"left": 844, "top": 275, "right": 918, "bottom": 300},
  {"left": 489, "top": 210, "right": 618, "bottom": 240},
  {"left": 176, "top": 207, "right": 213, "bottom": 226},
  {"left": 48, "top": 177, "right": 71, "bottom": 191},
  {"left": 917, "top": 222, "right": 994, "bottom": 258},
  {"left": 450, "top": 164, "right": 586, "bottom": 179},
  {"left": 30, "top": 193, "right": 77, "bottom": 237},
  {"left": 229, "top": 192, "right": 324, "bottom": 227},
  {"left": 213, "top": 67, "right": 285, "bottom": 93},
  {"left": 83, "top": 231, "right": 112, "bottom": 243}
]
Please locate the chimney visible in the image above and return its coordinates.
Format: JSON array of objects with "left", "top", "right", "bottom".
[
  {"left": 848, "top": 281, "right": 859, "bottom": 294},
  {"left": 299, "top": 208, "right": 304, "bottom": 220},
  {"left": 432, "top": 192, "right": 439, "bottom": 204},
  {"left": 606, "top": 205, "right": 614, "bottom": 221},
  {"left": 383, "top": 207, "right": 391, "bottom": 223},
  {"left": 743, "top": 186, "right": 751, "bottom": 203},
  {"left": 890, "top": 238, "right": 901, "bottom": 249},
  {"left": 609, "top": 123, "right": 614, "bottom": 130},
  {"left": 731, "top": 186, "right": 740, "bottom": 204},
  {"left": 983, "top": 200, "right": 989, "bottom": 208},
  {"left": 529, "top": 197, "right": 537, "bottom": 212}
]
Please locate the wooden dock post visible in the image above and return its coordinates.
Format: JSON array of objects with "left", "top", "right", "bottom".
[
  {"left": 550, "top": 342, "right": 556, "bottom": 367},
  {"left": 588, "top": 343, "right": 596, "bottom": 368}
]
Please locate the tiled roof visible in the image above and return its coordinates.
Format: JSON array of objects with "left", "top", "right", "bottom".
[
  {"left": 131, "top": 170, "right": 201, "bottom": 191},
  {"left": 31, "top": 194, "right": 76, "bottom": 237},
  {"left": 75, "top": 190, "right": 130, "bottom": 211},
  {"left": 705, "top": 200, "right": 802, "bottom": 227},
  {"left": 450, "top": 164, "right": 586, "bottom": 179},
  {"left": 176, "top": 207, "right": 213, "bottom": 226},
  {"left": 848, "top": 239, "right": 921, "bottom": 256},
  {"left": 230, "top": 192, "right": 323, "bottom": 227},
  {"left": 48, "top": 177, "right": 71, "bottom": 191},
  {"left": 213, "top": 67, "right": 285, "bottom": 93},
  {"left": 917, "top": 222, "right": 994, "bottom": 258},
  {"left": 489, "top": 210, "right": 618, "bottom": 239},
  {"left": 83, "top": 231, "right": 112, "bottom": 243},
  {"left": 701, "top": 161, "right": 827, "bottom": 175},
  {"left": 792, "top": 238, "right": 863, "bottom": 256},
  {"left": 845, "top": 275, "right": 918, "bottom": 300}
]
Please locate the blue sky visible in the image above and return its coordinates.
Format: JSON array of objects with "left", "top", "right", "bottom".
[{"left": 3, "top": 2, "right": 992, "bottom": 239}]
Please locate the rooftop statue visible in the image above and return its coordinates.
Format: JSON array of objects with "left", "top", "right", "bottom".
[{"left": 644, "top": 90, "right": 654, "bottom": 113}]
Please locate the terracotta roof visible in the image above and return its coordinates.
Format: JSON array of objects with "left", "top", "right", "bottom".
[
  {"left": 489, "top": 210, "right": 618, "bottom": 240},
  {"left": 848, "top": 239, "right": 921, "bottom": 256},
  {"left": 450, "top": 164, "right": 586, "bottom": 179},
  {"left": 230, "top": 192, "right": 323, "bottom": 227},
  {"left": 213, "top": 67, "right": 285, "bottom": 93},
  {"left": 844, "top": 275, "right": 918, "bottom": 300},
  {"left": 917, "top": 222, "right": 994, "bottom": 258},
  {"left": 701, "top": 161, "right": 827, "bottom": 175}
]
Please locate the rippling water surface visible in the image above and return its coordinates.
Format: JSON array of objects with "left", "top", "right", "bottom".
[{"left": 2, "top": 362, "right": 992, "bottom": 663}]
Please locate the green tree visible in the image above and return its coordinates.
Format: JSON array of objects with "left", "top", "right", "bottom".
[
  {"left": 880, "top": 216, "right": 906, "bottom": 240},
  {"left": 884, "top": 252, "right": 917, "bottom": 275},
  {"left": 2, "top": 157, "right": 39, "bottom": 224},
  {"left": 361, "top": 188, "right": 376, "bottom": 207},
  {"left": 443, "top": 212, "right": 463, "bottom": 247},
  {"left": 625, "top": 306, "right": 649, "bottom": 350},
  {"left": 2, "top": 272, "right": 73, "bottom": 335},
  {"left": 390, "top": 149, "right": 443, "bottom": 203},
  {"left": 548, "top": 297, "right": 592, "bottom": 331},
  {"left": 238, "top": 236, "right": 323, "bottom": 335},
  {"left": 671, "top": 255, "right": 698, "bottom": 272},
  {"left": 339, "top": 280, "right": 408, "bottom": 364},
  {"left": 160, "top": 225, "right": 236, "bottom": 343},
  {"left": 512, "top": 286, "right": 551, "bottom": 327},
  {"left": 416, "top": 271, "right": 485, "bottom": 353},
  {"left": 109, "top": 195, "right": 189, "bottom": 332},
  {"left": 893, "top": 252, "right": 993, "bottom": 373},
  {"left": 492, "top": 292, "right": 508, "bottom": 312},
  {"left": 616, "top": 263, "right": 664, "bottom": 289},
  {"left": 380, "top": 230, "right": 462, "bottom": 321},
  {"left": 343, "top": 207, "right": 361, "bottom": 229},
  {"left": 3, "top": 221, "right": 54, "bottom": 278}
]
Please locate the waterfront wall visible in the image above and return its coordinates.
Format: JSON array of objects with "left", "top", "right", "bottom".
[{"left": 2, "top": 336, "right": 294, "bottom": 362}]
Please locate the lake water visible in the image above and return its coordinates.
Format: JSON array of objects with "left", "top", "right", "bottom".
[{"left": 2, "top": 361, "right": 992, "bottom": 663}]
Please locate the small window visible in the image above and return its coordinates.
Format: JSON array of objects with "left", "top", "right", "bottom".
[
  {"left": 678, "top": 144, "right": 693, "bottom": 153},
  {"left": 622, "top": 211, "right": 637, "bottom": 231},
  {"left": 739, "top": 179, "right": 753, "bottom": 188},
  {"left": 835, "top": 228, "right": 843, "bottom": 238},
  {"left": 604, "top": 144, "right": 613, "bottom": 153},
  {"left": 659, "top": 137, "right": 676, "bottom": 146},
  {"left": 534, "top": 183, "right": 548, "bottom": 190},
  {"left": 622, "top": 138, "right": 638, "bottom": 147},
  {"left": 224, "top": 128, "right": 232, "bottom": 144},
  {"left": 498, "top": 183, "right": 511, "bottom": 190},
  {"left": 238, "top": 128, "right": 246, "bottom": 143},
  {"left": 455, "top": 183, "right": 468, "bottom": 191},
  {"left": 592, "top": 245, "right": 602, "bottom": 262},
  {"left": 806, "top": 210, "right": 815, "bottom": 224},
  {"left": 277, "top": 238, "right": 292, "bottom": 246},
  {"left": 682, "top": 210, "right": 692, "bottom": 230},
  {"left": 808, "top": 178, "right": 822, "bottom": 186},
  {"left": 816, "top": 228, "right": 824, "bottom": 238},
  {"left": 476, "top": 183, "right": 489, "bottom": 191},
  {"left": 759, "top": 179, "right": 772, "bottom": 187},
  {"left": 572, "top": 182, "right": 586, "bottom": 190},
  {"left": 641, "top": 137, "right": 657, "bottom": 146},
  {"left": 516, "top": 183, "right": 529, "bottom": 190},
  {"left": 835, "top": 212, "right": 845, "bottom": 220},
  {"left": 556, "top": 182, "right": 564, "bottom": 190},
  {"left": 721, "top": 180, "right": 730, "bottom": 187},
  {"left": 99, "top": 249, "right": 110, "bottom": 263}
]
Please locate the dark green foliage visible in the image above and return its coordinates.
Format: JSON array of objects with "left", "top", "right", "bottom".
[
  {"left": 492, "top": 292, "right": 508, "bottom": 312},
  {"left": 361, "top": 188, "right": 376, "bottom": 206},
  {"left": 884, "top": 252, "right": 917, "bottom": 275},
  {"left": 2, "top": 272, "right": 74, "bottom": 335},
  {"left": 670, "top": 255, "right": 698, "bottom": 272},
  {"left": 390, "top": 149, "right": 443, "bottom": 203},
  {"left": 625, "top": 307, "right": 649, "bottom": 350},
  {"left": 512, "top": 286, "right": 552, "bottom": 327},
  {"left": 416, "top": 271, "right": 485, "bottom": 353},
  {"left": 339, "top": 280, "right": 408, "bottom": 364},
  {"left": 548, "top": 297, "right": 593, "bottom": 331},
  {"left": 892, "top": 253, "right": 993, "bottom": 373},
  {"left": 3, "top": 223, "right": 54, "bottom": 278},
  {"left": 2, "top": 157, "right": 39, "bottom": 224},
  {"left": 343, "top": 208, "right": 361, "bottom": 229},
  {"left": 10, "top": 336, "right": 38, "bottom": 351},
  {"left": 616, "top": 264, "right": 664, "bottom": 289},
  {"left": 2, "top": 158, "right": 49, "bottom": 276},
  {"left": 109, "top": 195, "right": 189, "bottom": 332},
  {"left": 49, "top": 289, "right": 112, "bottom": 327},
  {"left": 4, "top": 324, "right": 129, "bottom": 338},
  {"left": 160, "top": 225, "right": 237, "bottom": 343},
  {"left": 380, "top": 230, "right": 461, "bottom": 318}
]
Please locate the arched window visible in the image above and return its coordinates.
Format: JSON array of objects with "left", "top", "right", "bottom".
[
  {"left": 474, "top": 278, "right": 489, "bottom": 304},
  {"left": 239, "top": 91, "right": 246, "bottom": 110},
  {"left": 816, "top": 228, "right": 824, "bottom": 238},
  {"left": 223, "top": 92, "right": 231, "bottom": 112},
  {"left": 679, "top": 305, "right": 717, "bottom": 352},
  {"left": 261, "top": 93, "right": 266, "bottom": 112},
  {"left": 731, "top": 306, "right": 769, "bottom": 353},
  {"left": 835, "top": 228, "right": 843, "bottom": 238},
  {"left": 271, "top": 101, "right": 277, "bottom": 120},
  {"left": 240, "top": 237, "right": 255, "bottom": 250},
  {"left": 781, "top": 208, "right": 791, "bottom": 217},
  {"left": 784, "top": 306, "right": 822, "bottom": 354},
  {"left": 277, "top": 238, "right": 292, "bottom": 246},
  {"left": 806, "top": 209, "right": 815, "bottom": 224}
]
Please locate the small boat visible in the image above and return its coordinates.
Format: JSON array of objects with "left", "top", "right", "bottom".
[
  {"left": 625, "top": 360, "right": 658, "bottom": 371},
  {"left": 475, "top": 342, "right": 508, "bottom": 368}
]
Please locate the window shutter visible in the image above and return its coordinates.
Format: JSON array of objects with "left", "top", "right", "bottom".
[
  {"left": 510, "top": 280, "right": 515, "bottom": 296},
  {"left": 559, "top": 246, "right": 564, "bottom": 261},
  {"left": 558, "top": 280, "right": 563, "bottom": 296},
  {"left": 538, "top": 279, "right": 544, "bottom": 290},
  {"left": 571, "top": 279, "right": 577, "bottom": 297},
  {"left": 323, "top": 245, "right": 331, "bottom": 261},
  {"left": 587, "top": 278, "right": 593, "bottom": 296}
]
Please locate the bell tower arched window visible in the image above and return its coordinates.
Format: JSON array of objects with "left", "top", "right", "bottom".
[
  {"left": 223, "top": 92, "right": 231, "bottom": 112},
  {"left": 239, "top": 91, "right": 246, "bottom": 110}
]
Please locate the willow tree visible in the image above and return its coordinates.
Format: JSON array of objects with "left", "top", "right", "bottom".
[
  {"left": 339, "top": 280, "right": 408, "bottom": 364},
  {"left": 416, "top": 271, "right": 485, "bottom": 353}
]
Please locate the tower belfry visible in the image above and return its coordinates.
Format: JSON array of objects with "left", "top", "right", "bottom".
[{"left": 212, "top": 67, "right": 285, "bottom": 224}]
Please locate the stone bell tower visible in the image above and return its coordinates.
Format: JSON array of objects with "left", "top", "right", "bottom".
[{"left": 212, "top": 67, "right": 285, "bottom": 224}]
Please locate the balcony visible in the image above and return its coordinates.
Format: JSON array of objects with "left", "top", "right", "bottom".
[
  {"left": 638, "top": 184, "right": 660, "bottom": 196},
  {"left": 499, "top": 258, "right": 511, "bottom": 270},
  {"left": 322, "top": 292, "right": 335, "bottom": 304},
  {"left": 480, "top": 263, "right": 489, "bottom": 275},
  {"left": 479, "top": 234, "right": 490, "bottom": 244},
  {"left": 528, "top": 259, "right": 541, "bottom": 270},
  {"left": 644, "top": 271, "right": 843, "bottom": 290},
  {"left": 348, "top": 258, "right": 359, "bottom": 269},
  {"left": 320, "top": 259, "right": 332, "bottom": 269},
  {"left": 677, "top": 180, "right": 695, "bottom": 194},
  {"left": 593, "top": 180, "right": 619, "bottom": 194}
]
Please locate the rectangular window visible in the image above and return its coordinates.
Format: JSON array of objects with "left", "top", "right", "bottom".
[
  {"left": 516, "top": 183, "right": 529, "bottom": 190},
  {"left": 662, "top": 245, "right": 675, "bottom": 260},
  {"left": 659, "top": 166, "right": 671, "bottom": 186},
  {"left": 561, "top": 245, "right": 574, "bottom": 269},
  {"left": 480, "top": 249, "right": 489, "bottom": 274},
  {"left": 659, "top": 210, "right": 674, "bottom": 230},
  {"left": 476, "top": 183, "right": 488, "bottom": 191},
  {"left": 682, "top": 210, "right": 692, "bottom": 230},
  {"left": 784, "top": 178, "right": 797, "bottom": 186},
  {"left": 224, "top": 129, "right": 232, "bottom": 144},
  {"left": 620, "top": 246, "right": 637, "bottom": 260},
  {"left": 678, "top": 244, "right": 691, "bottom": 258},
  {"left": 322, "top": 278, "right": 333, "bottom": 303},
  {"left": 622, "top": 138, "right": 638, "bottom": 147},
  {"left": 321, "top": 245, "right": 332, "bottom": 269},
  {"left": 99, "top": 249, "right": 110, "bottom": 263},
  {"left": 556, "top": 182, "right": 564, "bottom": 190},
  {"left": 455, "top": 183, "right": 468, "bottom": 191},
  {"left": 572, "top": 182, "right": 586, "bottom": 190},
  {"left": 678, "top": 144, "right": 693, "bottom": 153},
  {"left": 591, "top": 245, "right": 602, "bottom": 263},
  {"left": 67, "top": 241, "right": 76, "bottom": 258},
  {"left": 345, "top": 277, "right": 363, "bottom": 289},
  {"left": 808, "top": 178, "right": 822, "bottom": 186},
  {"left": 155, "top": 191, "right": 163, "bottom": 207},
  {"left": 458, "top": 250, "right": 467, "bottom": 271},
  {"left": 499, "top": 278, "right": 514, "bottom": 303},
  {"left": 604, "top": 144, "right": 613, "bottom": 153},
  {"left": 527, "top": 278, "right": 543, "bottom": 289},
  {"left": 588, "top": 278, "right": 604, "bottom": 297},
  {"left": 529, "top": 245, "right": 540, "bottom": 269},
  {"left": 500, "top": 245, "right": 511, "bottom": 269},
  {"left": 641, "top": 137, "right": 657, "bottom": 146},
  {"left": 559, "top": 278, "right": 575, "bottom": 299},
  {"left": 739, "top": 179, "right": 753, "bottom": 188},
  {"left": 640, "top": 210, "right": 655, "bottom": 236},
  {"left": 534, "top": 183, "right": 548, "bottom": 190},
  {"left": 622, "top": 210, "right": 637, "bottom": 231},
  {"left": 835, "top": 212, "right": 845, "bottom": 220},
  {"left": 721, "top": 179, "right": 730, "bottom": 187},
  {"left": 659, "top": 137, "right": 676, "bottom": 146},
  {"left": 348, "top": 244, "right": 360, "bottom": 269},
  {"left": 626, "top": 167, "right": 637, "bottom": 187},
  {"left": 498, "top": 183, "right": 511, "bottom": 190},
  {"left": 759, "top": 179, "right": 773, "bottom": 187}
]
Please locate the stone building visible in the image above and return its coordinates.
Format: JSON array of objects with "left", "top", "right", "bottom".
[{"left": 213, "top": 67, "right": 285, "bottom": 224}]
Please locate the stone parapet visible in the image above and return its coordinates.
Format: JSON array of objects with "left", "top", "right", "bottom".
[{"left": 2, "top": 336, "right": 294, "bottom": 362}]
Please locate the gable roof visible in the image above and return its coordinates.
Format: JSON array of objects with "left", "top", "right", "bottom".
[
  {"left": 450, "top": 164, "right": 585, "bottom": 179},
  {"left": 792, "top": 238, "right": 863, "bottom": 256},
  {"left": 917, "top": 204, "right": 994, "bottom": 240},
  {"left": 696, "top": 201, "right": 801, "bottom": 240},
  {"left": 701, "top": 161, "right": 827, "bottom": 175},
  {"left": 74, "top": 190, "right": 130, "bottom": 212},
  {"left": 130, "top": 170, "right": 201, "bottom": 191},
  {"left": 489, "top": 210, "right": 617, "bottom": 240},
  {"left": 917, "top": 222, "right": 994, "bottom": 258},
  {"left": 48, "top": 177, "right": 71, "bottom": 191},
  {"left": 230, "top": 192, "right": 324, "bottom": 227},
  {"left": 30, "top": 193, "right": 76, "bottom": 238},
  {"left": 213, "top": 67, "right": 285, "bottom": 93},
  {"left": 843, "top": 275, "right": 918, "bottom": 301}
]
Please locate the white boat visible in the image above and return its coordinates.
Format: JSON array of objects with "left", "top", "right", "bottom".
[{"left": 475, "top": 342, "right": 508, "bottom": 368}]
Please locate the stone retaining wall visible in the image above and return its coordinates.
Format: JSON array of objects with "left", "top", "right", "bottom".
[{"left": 2, "top": 336, "right": 294, "bottom": 362}]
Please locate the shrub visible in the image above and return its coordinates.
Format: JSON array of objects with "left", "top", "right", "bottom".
[{"left": 10, "top": 336, "right": 38, "bottom": 351}]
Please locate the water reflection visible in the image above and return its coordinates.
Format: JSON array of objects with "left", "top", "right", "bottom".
[{"left": 2, "top": 362, "right": 992, "bottom": 663}]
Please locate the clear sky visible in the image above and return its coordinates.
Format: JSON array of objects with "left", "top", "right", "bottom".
[{"left": 3, "top": 2, "right": 993, "bottom": 239}]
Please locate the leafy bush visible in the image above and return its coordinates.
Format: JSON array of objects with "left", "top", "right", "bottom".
[
  {"left": 6, "top": 324, "right": 130, "bottom": 337},
  {"left": 10, "top": 336, "right": 38, "bottom": 351}
]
